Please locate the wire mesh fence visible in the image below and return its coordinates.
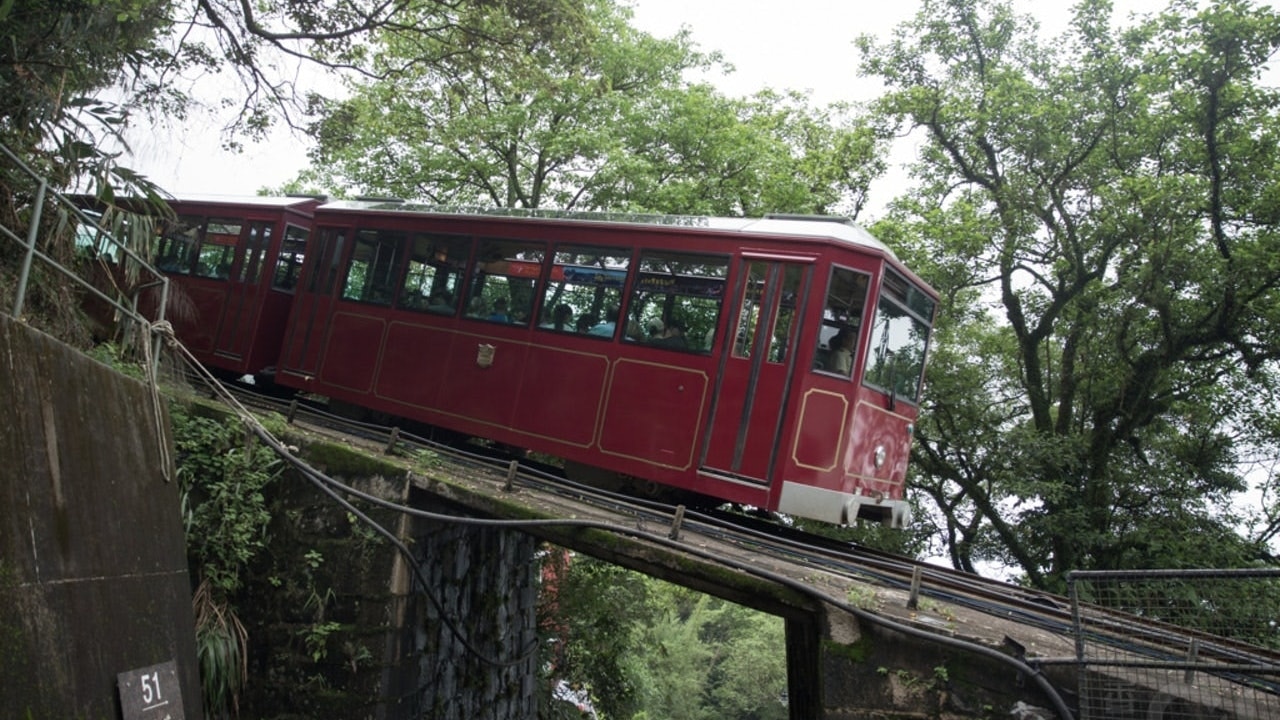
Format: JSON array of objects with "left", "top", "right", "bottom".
[{"left": 1068, "top": 569, "right": 1280, "bottom": 720}]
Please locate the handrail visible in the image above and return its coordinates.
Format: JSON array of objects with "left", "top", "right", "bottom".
[{"left": 0, "top": 141, "right": 170, "bottom": 334}]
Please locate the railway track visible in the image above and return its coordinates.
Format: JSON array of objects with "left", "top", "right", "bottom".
[{"left": 208, "top": 375, "right": 1280, "bottom": 704}]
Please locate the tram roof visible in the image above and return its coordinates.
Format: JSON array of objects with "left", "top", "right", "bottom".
[
  {"left": 317, "top": 200, "right": 898, "bottom": 261},
  {"left": 171, "top": 194, "right": 324, "bottom": 209}
]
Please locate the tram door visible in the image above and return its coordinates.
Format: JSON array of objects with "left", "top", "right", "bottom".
[
  {"left": 214, "top": 220, "right": 273, "bottom": 361},
  {"left": 280, "top": 226, "right": 347, "bottom": 376},
  {"left": 701, "top": 257, "right": 810, "bottom": 483}
]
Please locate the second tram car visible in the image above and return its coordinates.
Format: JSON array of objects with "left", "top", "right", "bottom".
[
  {"left": 265, "top": 201, "right": 936, "bottom": 527},
  {"left": 150, "top": 195, "right": 320, "bottom": 377}
]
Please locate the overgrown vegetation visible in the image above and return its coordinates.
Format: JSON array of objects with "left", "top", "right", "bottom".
[
  {"left": 172, "top": 405, "right": 280, "bottom": 718},
  {"left": 538, "top": 552, "right": 788, "bottom": 720},
  {"left": 861, "top": 0, "right": 1280, "bottom": 587}
]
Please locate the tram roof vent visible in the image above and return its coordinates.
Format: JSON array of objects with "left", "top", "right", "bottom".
[{"left": 764, "top": 213, "right": 856, "bottom": 226}]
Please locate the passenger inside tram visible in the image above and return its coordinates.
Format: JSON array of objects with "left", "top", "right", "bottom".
[
  {"left": 541, "top": 303, "right": 573, "bottom": 331},
  {"left": 829, "top": 327, "right": 856, "bottom": 376},
  {"left": 651, "top": 318, "right": 688, "bottom": 349}
]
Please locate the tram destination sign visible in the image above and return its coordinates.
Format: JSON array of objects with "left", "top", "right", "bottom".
[{"left": 117, "top": 659, "right": 185, "bottom": 720}]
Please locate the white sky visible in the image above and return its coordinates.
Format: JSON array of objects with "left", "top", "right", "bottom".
[{"left": 125, "top": 0, "right": 1196, "bottom": 202}]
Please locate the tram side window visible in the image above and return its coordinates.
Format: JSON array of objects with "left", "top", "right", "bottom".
[
  {"left": 539, "top": 246, "right": 630, "bottom": 335},
  {"left": 398, "top": 232, "right": 469, "bottom": 315},
  {"left": 625, "top": 251, "right": 729, "bottom": 353},
  {"left": 342, "top": 228, "right": 407, "bottom": 305},
  {"left": 732, "top": 262, "right": 805, "bottom": 363},
  {"left": 813, "top": 266, "right": 870, "bottom": 377},
  {"left": 309, "top": 228, "right": 346, "bottom": 296},
  {"left": 237, "top": 222, "right": 272, "bottom": 284},
  {"left": 466, "top": 239, "right": 546, "bottom": 325},
  {"left": 193, "top": 218, "right": 242, "bottom": 280},
  {"left": 864, "top": 269, "right": 935, "bottom": 403},
  {"left": 156, "top": 215, "right": 202, "bottom": 274},
  {"left": 272, "top": 224, "right": 308, "bottom": 291}
]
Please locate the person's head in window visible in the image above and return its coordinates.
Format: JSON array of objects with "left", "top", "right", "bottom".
[
  {"left": 488, "top": 297, "right": 511, "bottom": 322},
  {"left": 588, "top": 306, "right": 619, "bottom": 337},
  {"left": 653, "top": 318, "right": 688, "bottom": 349},
  {"left": 829, "top": 327, "right": 856, "bottom": 375},
  {"left": 545, "top": 303, "right": 572, "bottom": 331},
  {"left": 645, "top": 317, "right": 665, "bottom": 339}
]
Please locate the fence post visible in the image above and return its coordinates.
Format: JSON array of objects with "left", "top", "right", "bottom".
[
  {"left": 1184, "top": 638, "right": 1199, "bottom": 684},
  {"left": 12, "top": 179, "right": 48, "bottom": 319}
]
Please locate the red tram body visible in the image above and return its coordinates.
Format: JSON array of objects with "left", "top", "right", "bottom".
[
  {"left": 150, "top": 195, "right": 319, "bottom": 376},
  {"left": 254, "top": 201, "right": 937, "bottom": 528}
]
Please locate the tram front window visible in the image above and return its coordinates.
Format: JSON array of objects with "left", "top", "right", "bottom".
[{"left": 863, "top": 269, "right": 934, "bottom": 403}]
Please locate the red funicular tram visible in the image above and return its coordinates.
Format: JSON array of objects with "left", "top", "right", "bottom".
[
  {"left": 274, "top": 202, "right": 936, "bottom": 527},
  {"left": 152, "top": 195, "right": 320, "bottom": 377}
]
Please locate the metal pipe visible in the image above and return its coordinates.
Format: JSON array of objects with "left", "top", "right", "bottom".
[{"left": 13, "top": 180, "right": 47, "bottom": 318}]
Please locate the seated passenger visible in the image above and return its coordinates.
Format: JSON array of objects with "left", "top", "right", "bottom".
[
  {"left": 588, "top": 306, "right": 619, "bottom": 337},
  {"left": 575, "top": 314, "right": 598, "bottom": 333},
  {"left": 645, "top": 317, "right": 665, "bottom": 340},
  {"left": 829, "top": 328, "right": 855, "bottom": 376},
  {"left": 651, "top": 318, "right": 688, "bottom": 349},
  {"left": 487, "top": 297, "right": 512, "bottom": 322},
  {"left": 427, "top": 292, "right": 455, "bottom": 314},
  {"left": 541, "top": 303, "right": 573, "bottom": 331}
]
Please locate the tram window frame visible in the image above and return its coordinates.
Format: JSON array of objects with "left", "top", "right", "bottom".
[
  {"left": 624, "top": 250, "right": 729, "bottom": 354},
  {"left": 192, "top": 218, "right": 243, "bottom": 280},
  {"left": 863, "top": 268, "right": 935, "bottom": 404},
  {"left": 237, "top": 221, "right": 273, "bottom": 284},
  {"left": 342, "top": 228, "right": 407, "bottom": 306},
  {"left": 465, "top": 238, "right": 546, "bottom": 326},
  {"left": 309, "top": 228, "right": 347, "bottom": 296},
  {"left": 397, "top": 232, "right": 470, "bottom": 316},
  {"left": 769, "top": 264, "right": 804, "bottom": 364},
  {"left": 538, "top": 245, "right": 631, "bottom": 335},
  {"left": 156, "top": 215, "right": 202, "bottom": 275},
  {"left": 272, "top": 224, "right": 309, "bottom": 291},
  {"left": 812, "top": 265, "right": 871, "bottom": 378}
]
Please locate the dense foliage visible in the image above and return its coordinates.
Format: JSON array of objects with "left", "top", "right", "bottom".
[
  {"left": 172, "top": 405, "right": 281, "bottom": 718},
  {"left": 860, "top": 0, "right": 1280, "bottom": 587},
  {"left": 538, "top": 553, "right": 787, "bottom": 720},
  {"left": 296, "top": 0, "right": 886, "bottom": 216}
]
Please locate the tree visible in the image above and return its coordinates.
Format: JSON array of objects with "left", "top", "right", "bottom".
[
  {"left": 861, "top": 0, "right": 1280, "bottom": 588},
  {"left": 625, "top": 588, "right": 787, "bottom": 720},
  {"left": 298, "top": 0, "right": 888, "bottom": 217},
  {"left": 538, "top": 552, "right": 655, "bottom": 719},
  {"left": 0, "top": 0, "right": 178, "bottom": 342},
  {"left": 595, "top": 87, "right": 887, "bottom": 217},
  {"left": 300, "top": 0, "right": 707, "bottom": 207}
]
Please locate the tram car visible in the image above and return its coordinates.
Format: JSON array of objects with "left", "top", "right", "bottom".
[
  {"left": 257, "top": 201, "right": 937, "bottom": 528},
  {"left": 147, "top": 195, "right": 320, "bottom": 377}
]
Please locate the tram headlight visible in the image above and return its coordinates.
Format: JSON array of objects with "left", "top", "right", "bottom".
[{"left": 874, "top": 444, "right": 886, "bottom": 469}]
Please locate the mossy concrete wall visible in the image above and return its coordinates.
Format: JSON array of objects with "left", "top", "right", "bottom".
[
  {"left": 0, "top": 314, "right": 201, "bottom": 719},
  {"left": 227, "top": 438, "right": 539, "bottom": 720},
  {"left": 816, "top": 607, "right": 1074, "bottom": 719},
  {"left": 232, "top": 462, "right": 422, "bottom": 720}
]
